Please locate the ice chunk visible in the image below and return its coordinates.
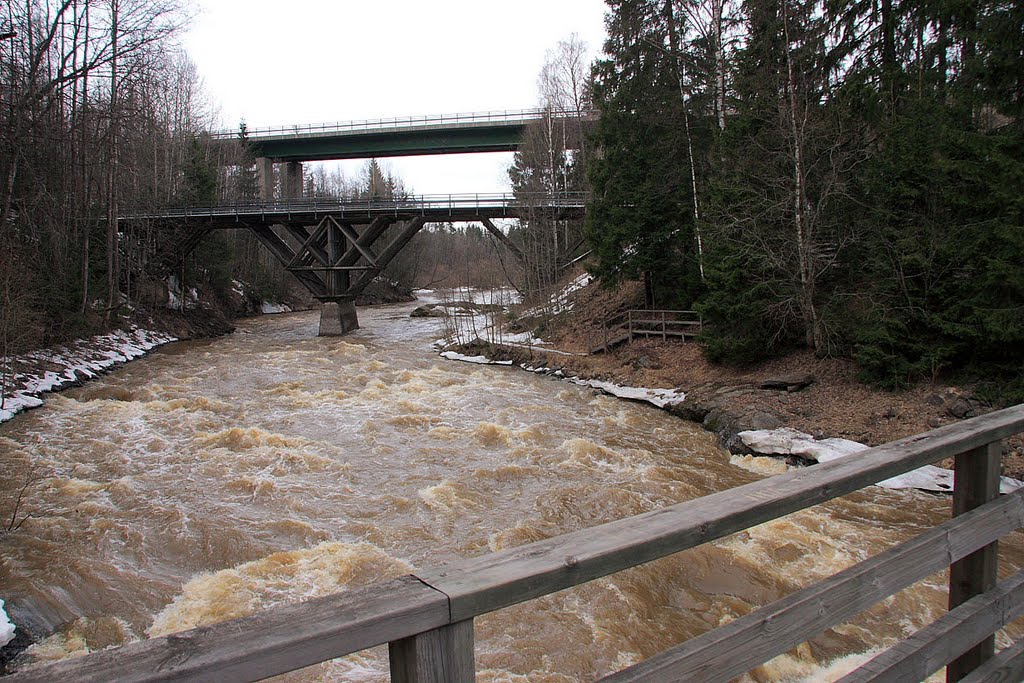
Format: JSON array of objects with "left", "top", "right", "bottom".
[
  {"left": 0, "top": 598, "right": 15, "bottom": 648},
  {"left": 739, "top": 428, "right": 1024, "bottom": 493}
]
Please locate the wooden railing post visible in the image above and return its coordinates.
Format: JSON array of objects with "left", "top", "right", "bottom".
[
  {"left": 389, "top": 619, "right": 475, "bottom": 683},
  {"left": 947, "top": 441, "right": 1001, "bottom": 682}
]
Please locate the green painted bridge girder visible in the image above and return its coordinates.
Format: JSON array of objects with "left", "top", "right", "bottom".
[
  {"left": 210, "top": 109, "right": 594, "bottom": 163},
  {"left": 247, "top": 122, "right": 528, "bottom": 162}
]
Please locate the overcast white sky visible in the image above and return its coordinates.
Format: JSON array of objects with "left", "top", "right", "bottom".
[{"left": 183, "top": 1, "right": 608, "bottom": 195}]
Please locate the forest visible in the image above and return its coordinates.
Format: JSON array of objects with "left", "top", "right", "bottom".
[
  {"left": 584, "top": 0, "right": 1023, "bottom": 400},
  {"left": 2, "top": 0, "right": 1022, "bottom": 400}
]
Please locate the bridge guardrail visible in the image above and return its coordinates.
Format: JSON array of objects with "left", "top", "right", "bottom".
[
  {"left": 120, "top": 192, "right": 591, "bottom": 222},
  {"left": 210, "top": 108, "right": 596, "bottom": 141}
]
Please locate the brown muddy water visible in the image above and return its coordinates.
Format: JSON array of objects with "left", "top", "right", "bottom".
[{"left": 1, "top": 298, "right": 1021, "bottom": 681}]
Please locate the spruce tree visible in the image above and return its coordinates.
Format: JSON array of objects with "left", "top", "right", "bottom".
[{"left": 586, "top": 0, "right": 705, "bottom": 309}]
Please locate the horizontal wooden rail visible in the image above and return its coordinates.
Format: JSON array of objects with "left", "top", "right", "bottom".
[
  {"left": 597, "top": 492, "right": 1024, "bottom": 682},
  {"left": 6, "top": 577, "right": 450, "bottom": 683},
  {"left": 7, "top": 404, "right": 1024, "bottom": 682},
  {"left": 835, "top": 569, "right": 1024, "bottom": 683},
  {"left": 414, "top": 406, "right": 1024, "bottom": 621},
  {"left": 960, "top": 637, "right": 1024, "bottom": 683}
]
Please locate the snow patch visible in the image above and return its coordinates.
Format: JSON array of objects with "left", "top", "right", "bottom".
[
  {"left": 0, "top": 327, "right": 176, "bottom": 424},
  {"left": 166, "top": 276, "right": 199, "bottom": 310},
  {"left": 260, "top": 302, "right": 292, "bottom": 314},
  {"left": 0, "top": 598, "right": 15, "bottom": 648},
  {"left": 571, "top": 378, "right": 685, "bottom": 408},
  {"left": 439, "top": 351, "right": 514, "bottom": 366},
  {"left": 738, "top": 427, "right": 1024, "bottom": 494},
  {"left": 522, "top": 273, "right": 594, "bottom": 317}
]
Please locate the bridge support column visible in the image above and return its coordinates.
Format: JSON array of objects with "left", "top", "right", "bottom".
[
  {"left": 284, "top": 161, "right": 304, "bottom": 198},
  {"left": 319, "top": 298, "right": 359, "bottom": 336},
  {"left": 256, "top": 157, "right": 275, "bottom": 200}
]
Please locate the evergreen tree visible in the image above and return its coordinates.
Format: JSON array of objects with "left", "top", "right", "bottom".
[
  {"left": 235, "top": 120, "right": 259, "bottom": 200},
  {"left": 586, "top": 0, "right": 705, "bottom": 309}
]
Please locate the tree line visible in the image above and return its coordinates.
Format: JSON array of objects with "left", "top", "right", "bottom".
[
  {"left": 583, "top": 0, "right": 1023, "bottom": 400},
  {"left": 0, "top": 1, "right": 515, "bottom": 359},
  {"left": 0, "top": 0, "right": 217, "bottom": 354}
]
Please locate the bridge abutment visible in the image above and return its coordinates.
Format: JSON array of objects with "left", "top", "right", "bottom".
[{"left": 318, "top": 299, "right": 359, "bottom": 336}]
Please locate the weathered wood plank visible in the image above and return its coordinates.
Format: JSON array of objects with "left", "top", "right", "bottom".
[
  {"left": 959, "top": 638, "right": 1024, "bottom": 683},
  {"left": 389, "top": 619, "right": 475, "bottom": 683},
  {"left": 416, "top": 405, "right": 1024, "bottom": 623},
  {"left": 948, "top": 442, "right": 1002, "bottom": 681},
  {"left": 6, "top": 575, "right": 449, "bottom": 683},
  {"left": 834, "top": 569, "right": 1024, "bottom": 683},
  {"left": 596, "top": 491, "right": 1024, "bottom": 683}
]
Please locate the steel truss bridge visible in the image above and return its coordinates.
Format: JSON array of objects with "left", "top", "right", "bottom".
[
  {"left": 142, "top": 108, "right": 595, "bottom": 335},
  {"left": 125, "top": 192, "right": 588, "bottom": 335}
]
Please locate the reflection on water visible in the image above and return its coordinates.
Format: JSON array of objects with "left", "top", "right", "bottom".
[{"left": 0, "top": 298, "right": 1021, "bottom": 681}]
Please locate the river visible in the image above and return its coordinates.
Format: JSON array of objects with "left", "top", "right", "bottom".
[{"left": 1, "top": 297, "right": 1021, "bottom": 681}]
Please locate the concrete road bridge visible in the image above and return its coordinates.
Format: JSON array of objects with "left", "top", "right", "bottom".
[
  {"left": 126, "top": 192, "right": 588, "bottom": 335},
  {"left": 210, "top": 108, "right": 592, "bottom": 200}
]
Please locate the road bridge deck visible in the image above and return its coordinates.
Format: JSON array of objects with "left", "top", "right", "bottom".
[{"left": 211, "top": 109, "right": 592, "bottom": 161}]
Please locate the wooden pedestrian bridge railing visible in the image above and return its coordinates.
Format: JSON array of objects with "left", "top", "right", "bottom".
[{"left": 9, "top": 405, "right": 1024, "bottom": 682}]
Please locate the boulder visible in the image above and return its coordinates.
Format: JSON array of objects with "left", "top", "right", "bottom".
[
  {"left": 759, "top": 373, "right": 815, "bottom": 392},
  {"left": 410, "top": 305, "right": 445, "bottom": 318},
  {"left": 947, "top": 398, "right": 975, "bottom": 419},
  {"left": 749, "top": 410, "right": 783, "bottom": 430}
]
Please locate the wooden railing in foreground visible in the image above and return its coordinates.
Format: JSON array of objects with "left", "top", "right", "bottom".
[{"left": 9, "top": 405, "right": 1024, "bottom": 683}]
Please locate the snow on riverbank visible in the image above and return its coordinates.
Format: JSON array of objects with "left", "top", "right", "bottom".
[
  {"left": 0, "top": 599, "right": 14, "bottom": 649},
  {"left": 439, "top": 351, "right": 514, "bottom": 366},
  {"left": 437, "top": 343, "right": 1018, "bottom": 494},
  {"left": 568, "top": 378, "right": 685, "bottom": 408},
  {"left": 437, "top": 347, "right": 685, "bottom": 409},
  {"left": 521, "top": 273, "right": 594, "bottom": 316},
  {"left": 738, "top": 427, "right": 1024, "bottom": 493},
  {"left": 0, "top": 328, "right": 176, "bottom": 424}
]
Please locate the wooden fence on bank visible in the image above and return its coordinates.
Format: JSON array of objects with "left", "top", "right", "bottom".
[
  {"left": 590, "top": 309, "right": 703, "bottom": 354},
  {"left": 8, "top": 405, "right": 1024, "bottom": 683}
]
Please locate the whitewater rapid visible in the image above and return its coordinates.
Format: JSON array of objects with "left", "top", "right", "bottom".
[{"left": 0, "top": 297, "right": 1021, "bottom": 681}]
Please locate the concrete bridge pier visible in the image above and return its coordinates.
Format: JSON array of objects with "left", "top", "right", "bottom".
[
  {"left": 254, "top": 159, "right": 304, "bottom": 200},
  {"left": 319, "top": 298, "right": 359, "bottom": 336},
  {"left": 284, "top": 162, "right": 304, "bottom": 198},
  {"left": 256, "top": 157, "right": 275, "bottom": 200}
]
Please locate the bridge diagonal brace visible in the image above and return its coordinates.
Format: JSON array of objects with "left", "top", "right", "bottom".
[
  {"left": 559, "top": 235, "right": 587, "bottom": 266},
  {"left": 328, "top": 217, "right": 379, "bottom": 267},
  {"left": 286, "top": 219, "right": 331, "bottom": 269},
  {"left": 480, "top": 218, "right": 524, "bottom": 262},
  {"left": 248, "top": 224, "right": 328, "bottom": 297},
  {"left": 345, "top": 217, "right": 427, "bottom": 298},
  {"left": 337, "top": 216, "right": 393, "bottom": 269}
]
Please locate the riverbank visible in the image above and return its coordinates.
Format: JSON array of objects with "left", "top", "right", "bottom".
[
  {"left": 0, "top": 307, "right": 237, "bottom": 425},
  {"left": 438, "top": 277, "right": 1024, "bottom": 481}
]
